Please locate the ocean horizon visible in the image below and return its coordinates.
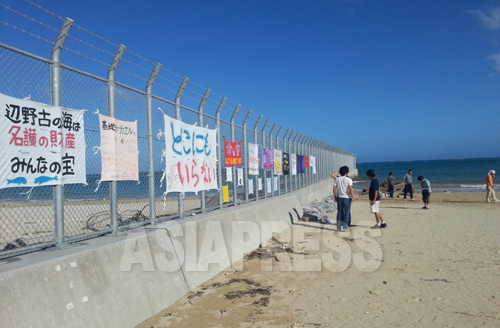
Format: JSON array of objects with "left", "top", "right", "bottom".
[{"left": 355, "top": 157, "right": 500, "bottom": 193}]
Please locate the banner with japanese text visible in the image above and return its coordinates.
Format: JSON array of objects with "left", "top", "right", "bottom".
[
  {"left": 283, "top": 152, "right": 290, "bottom": 175},
  {"left": 291, "top": 154, "right": 297, "bottom": 175},
  {"left": 248, "top": 142, "right": 259, "bottom": 175},
  {"left": 224, "top": 139, "right": 241, "bottom": 166},
  {"left": 273, "top": 149, "right": 282, "bottom": 175},
  {"left": 164, "top": 114, "right": 218, "bottom": 194},
  {"left": 99, "top": 114, "right": 138, "bottom": 181},
  {"left": 261, "top": 146, "right": 273, "bottom": 171},
  {"left": 0, "top": 93, "right": 86, "bottom": 189},
  {"left": 310, "top": 156, "right": 316, "bottom": 174},
  {"left": 297, "top": 155, "right": 305, "bottom": 173}
]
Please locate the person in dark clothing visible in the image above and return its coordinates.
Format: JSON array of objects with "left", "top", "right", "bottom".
[
  {"left": 366, "top": 169, "right": 387, "bottom": 229},
  {"left": 403, "top": 169, "right": 414, "bottom": 201},
  {"left": 387, "top": 172, "right": 396, "bottom": 198}
]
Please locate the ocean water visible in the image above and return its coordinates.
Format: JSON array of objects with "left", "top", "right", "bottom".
[
  {"left": 355, "top": 157, "right": 500, "bottom": 193},
  {"left": 0, "top": 172, "right": 194, "bottom": 202}
]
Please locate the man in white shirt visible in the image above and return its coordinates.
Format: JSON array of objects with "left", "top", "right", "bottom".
[{"left": 333, "top": 166, "right": 354, "bottom": 232}]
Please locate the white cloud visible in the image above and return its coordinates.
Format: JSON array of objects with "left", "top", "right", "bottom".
[
  {"left": 470, "top": 6, "right": 500, "bottom": 30},
  {"left": 486, "top": 53, "right": 500, "bottom": 72}
]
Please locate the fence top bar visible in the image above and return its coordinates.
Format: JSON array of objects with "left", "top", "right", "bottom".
[
  {"left": 283, "top": 128, "right": 290, "bottom": 139},
  {"left": 261, "top": 119, "right": 271, "bottom": 133},
  {"left": 198, "top": 89, "right": 212, "bottom": 111},
  {"left": 230, "top": 104, "right": 241, "bottom": 123},
  {"left": 108, "top": 45, "right": 126, "bottom": 81},
  {"left": 175, "top": 77, "right": 189, "bottom": 102},
  {"left": 52, "top": 18, "right": 73, "bottom": 62},
  {"left": 243, "top": 110, "right": 252, "bottom": 126},
  {"left": 276, "top": 125, "right": 283, "bottom": 138},
  {"left": 1, "top": 43, "right": 52, "bottom": 64},
  {"left": 216, "top": 97, "right": 227, "bottom": 116},
  {"left": 269, "top": 122, "right": 278, "bottom": 135},
  {"left": 253, "top": 115, "right": 264, "bottom": 130},
  {"left": 146, "top": 63, "right": 162, "bottom": 92}
]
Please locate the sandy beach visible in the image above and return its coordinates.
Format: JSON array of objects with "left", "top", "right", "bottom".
[{"left": 136, "top": 191, "right": 500, "bottom": 328}]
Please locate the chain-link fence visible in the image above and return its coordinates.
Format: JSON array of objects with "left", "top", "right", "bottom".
[{"left": 0, "top": 20, "right": 355, "bottom": 260}]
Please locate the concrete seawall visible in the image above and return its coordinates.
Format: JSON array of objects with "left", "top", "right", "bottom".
[{"left": 0, "top": 179, "right": 334, "bottom": 328}]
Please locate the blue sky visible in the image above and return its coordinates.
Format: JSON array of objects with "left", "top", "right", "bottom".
[{"left": 1, "top": 0, "right": 499, "bottom": 163}]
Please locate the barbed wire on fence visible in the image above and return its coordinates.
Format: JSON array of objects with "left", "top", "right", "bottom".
[
  {"left": 21, "top": 0, "right": 65, "bottom": 21},
  {"left": 0, "top": 0, "right": 359, "bottom": 151},
  {"left": 1, "top": 0, "right": 263, "bottom": 127},
  {"left": 0, "top": 20, "right": 54, "bottom": 45}
]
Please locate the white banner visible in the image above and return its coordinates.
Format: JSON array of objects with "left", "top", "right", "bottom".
[
  {"left": 273, "top": 176, "right": 278, "bottom": 191},
  {"left": 226, "top": 167, "right": 233, "bottom": 182},
  {"left": 237, "top": 168, "right": 243, "bottom": 186},
  {"left": 248, "top": 179, "right": 254, "bottom": 194},
  {"left": 273, "top": 148, "right": 282, "bottom": 176},
  {"left": 99, "top": 114, "right": 138, "bottom": 181},
  {"left": 164, "top": 114, "right": 218, "bottom": 194},
  {"left": 0, "top": 93, "right": 86, "bottom": 189},
  {"left": 266, "top": 178, "right": 271, "bottom": 194},
  {"left": 258, "top": 178, "right": 262, "bottom": 191},
  {"left": 310, "top": 156, "right": 316, "bottom": 174},
  {"left": 291, "top": 153, "right": 297, "bottom": 176},
  {"left": 248, "top": 142, "right": 259, "bottom": 176}
]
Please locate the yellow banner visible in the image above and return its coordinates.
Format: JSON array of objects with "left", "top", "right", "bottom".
[{"left": 222, "top": 185, "right": 229, "bottom": 203}]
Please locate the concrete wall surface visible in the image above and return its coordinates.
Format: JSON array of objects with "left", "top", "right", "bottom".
[{"left": 0, "top": 179, "right": 333, "bottom": 328}]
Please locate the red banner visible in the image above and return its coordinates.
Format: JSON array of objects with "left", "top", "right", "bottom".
[
  {"left": 224, "top": 140, "right": 242, "bottom": 166},
  {"left": 305, "top": 155, "right": 309, "bottom": 168}
]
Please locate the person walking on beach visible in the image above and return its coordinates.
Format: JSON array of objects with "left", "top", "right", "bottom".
[
  {"left": 366, "top": 169, "right": 387, "bottom": 229},
  {"left": 333, "top": 166, "right": 354, "bottom": 232},
  {"left": 403, "top": 169, "right": 414, "bottom": 201},
  {"left": 486, "top": 170, "right": 499, "bottom": 203},
  {"left": 418, "top": 175, "right": 432, "bottom": 209},
  {"left": 387, "top": 172, "right": 396, "bottom": 198}
]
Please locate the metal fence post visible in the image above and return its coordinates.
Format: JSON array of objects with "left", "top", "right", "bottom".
[
  {"left": 242, "top": 110, "right": 252, "bottom": 203},
  {"left": 145, "top": 63, "right": 161, "bottom": 225},
  {"left": 215, "top": 97, "right": 227, "bottom": 209},
  {"left": 230, "top": 104, "right": 241, "bottom": 206},
  {"left": 298, "top": 134, "right": 304, "bottom": 189},
  {"left": 107, "top": 44, "right": 126, "bottom": 234},
  {"left": 261, "top": 119, "right": 270, "bottom": 198},
  {"left": 306, "top": 137, "right": 312, "bottom": 186},
  {"left": 292, "top": 132, "right": 299, "bottom": 191},
  {"left": 275, "top": 126, "right": 283, "bottom": 195},
  {"left": 324, "top": 142, "right": 328, "bottom": 179},
  {"left": 282, "top": 129, "right": 290, "bottom": 194},
  {"left": 51, "top": 17, "right": 73, "bottom": 247},
  {"left": 287, "top": 131, "right": 295, "bottom": 192},
  {"left": 175, "top": 77, "right": 189, "bottom": 218},
  {"left": 253, "top": 115, "right": 263, "bottom": 202},
  {"left": 198, "top": 89, "right": 211, "bottom": 213},
  {"left": 313, "top": 140, "right": 319, "bottom": 183},
  {"left": 269, "top": 123, "right": 277, "bottom": 197},
  {"left": 302, "top": 136, "right": 307, "bottom": 186}
]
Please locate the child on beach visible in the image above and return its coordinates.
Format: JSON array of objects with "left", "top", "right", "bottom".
[
  {"left": 418, "top": 175, "right": 432, "bottom": 209},
  {"left": 366, "top": 169, "right": 387, "bottom": 229}
]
